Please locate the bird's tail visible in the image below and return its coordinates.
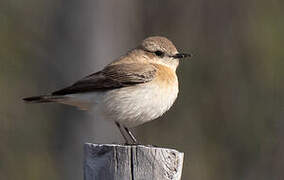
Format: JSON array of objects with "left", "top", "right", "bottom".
[{"left": 23, "top": 95, "right": 65, "bottom": 103}]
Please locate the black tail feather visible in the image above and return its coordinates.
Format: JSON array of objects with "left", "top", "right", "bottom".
[{"left": 23, "top": 95, "right": 62, "bottom": 103}]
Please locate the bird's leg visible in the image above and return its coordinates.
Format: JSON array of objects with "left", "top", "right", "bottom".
[
  {"left": 124, "top": 126, "right": 138, "bottom": 145},
  {"left": 115, "top": 122, "right": 130, "bottom": 144}
]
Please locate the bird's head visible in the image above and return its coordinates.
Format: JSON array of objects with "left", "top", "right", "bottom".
[{"left": 138, "top": 36, "right": 191, "bottom": 70}]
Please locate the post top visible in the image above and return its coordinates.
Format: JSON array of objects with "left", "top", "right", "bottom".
[{"left": 85, "top": 143, "right": 184, "bottom": 155}]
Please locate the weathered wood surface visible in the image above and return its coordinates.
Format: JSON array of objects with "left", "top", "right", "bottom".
[{"left": 84, "top": 143, "right": 184, "bottom": 180}]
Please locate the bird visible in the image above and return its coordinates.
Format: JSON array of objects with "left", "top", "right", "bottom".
[{"left": 23, "top": 36, "right": 191, "bottom": 144}]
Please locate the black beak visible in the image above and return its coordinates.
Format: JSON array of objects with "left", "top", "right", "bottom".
[{"left": 171, "top": 53, "right": 192, "bottom": 59}]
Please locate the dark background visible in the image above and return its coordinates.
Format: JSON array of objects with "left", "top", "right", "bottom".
[{"left": 1, "top": 0, "right": 283, "bottom": 179}]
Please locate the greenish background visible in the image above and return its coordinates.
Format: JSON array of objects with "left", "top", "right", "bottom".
[{"left": 1, "top": 0, "right": 283, "bottom": 179}]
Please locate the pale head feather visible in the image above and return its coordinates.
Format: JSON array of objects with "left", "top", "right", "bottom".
[{"left": 111, "top": 36, "right": 180, "bottom": 71}]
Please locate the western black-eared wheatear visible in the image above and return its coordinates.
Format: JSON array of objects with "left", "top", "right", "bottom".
[{"left": 23, "top": 36, "right": 191, "bottom": 144}]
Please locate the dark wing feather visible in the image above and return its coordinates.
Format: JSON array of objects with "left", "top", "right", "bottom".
[{"left": 52, "top": 63, "right": 157, "bottom": 95}]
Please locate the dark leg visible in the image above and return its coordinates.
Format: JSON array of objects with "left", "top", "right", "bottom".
[
  {"left": 115, "top": 122, "right": 129, "bottom": 144},
  {"left": 124, "top": 126, "right": 138, "bottom": 144}
]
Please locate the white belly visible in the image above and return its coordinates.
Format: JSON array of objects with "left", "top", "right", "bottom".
[
  {"left": 101, "top": 82, "right": 179, "bottom": 127},
  {"left": 61, "top": 80, "right": 178, "bottom": 127}
]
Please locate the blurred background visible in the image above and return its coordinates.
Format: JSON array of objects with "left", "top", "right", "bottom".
[{"left": 1, "top": 0, "right": 283, "bottom": 179}]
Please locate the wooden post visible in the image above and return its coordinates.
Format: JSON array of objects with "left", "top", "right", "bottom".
[{"left": 84, "top": 143, "right": 184, "bottom": 180}]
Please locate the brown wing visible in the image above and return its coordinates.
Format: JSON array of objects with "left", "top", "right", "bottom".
[{"left": 52, "top": 63, "right": 157, "bottom": 95}]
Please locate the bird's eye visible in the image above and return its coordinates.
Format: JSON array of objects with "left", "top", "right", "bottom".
[{"left": 154, "top": 50, "right": 164, "bottom": 57}]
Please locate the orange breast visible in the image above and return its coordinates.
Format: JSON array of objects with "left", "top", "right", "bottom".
[{"left": 151, "top": 64, "right": 178, "bottom": 87}]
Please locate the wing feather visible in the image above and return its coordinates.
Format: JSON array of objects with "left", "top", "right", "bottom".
[{"left": 52, "top": 63, "right": 157, "bottom": 95}]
